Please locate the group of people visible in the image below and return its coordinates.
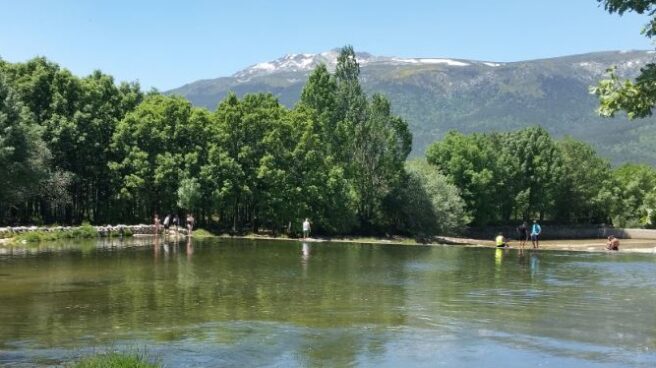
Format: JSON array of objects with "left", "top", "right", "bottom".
[
  {"left": 496, "top": 220, "right": 542, "bottom": 249},
  {"left": 495, "top": 220, "right": 621, "bottom": 251},
  {"left": 153, "top": 212, "right": 195, "bottom": 236}
]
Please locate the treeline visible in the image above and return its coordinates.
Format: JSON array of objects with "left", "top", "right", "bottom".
[
  {"left": 3, "top": 47, "right": 655, "bottom": 235},
  {"left": 0, "top": 46, "right": 468, "bottom": 236},
  {"left": 427, "top": 128, "right": 656, "bottom": 227}
]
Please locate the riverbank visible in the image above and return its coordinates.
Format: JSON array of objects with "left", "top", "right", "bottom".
[
  {"left": 218, "top": 233, "right": 656, "bottom": 254},
  {"left": 2, "top": 225, "right": 656, "bottom": 254}
]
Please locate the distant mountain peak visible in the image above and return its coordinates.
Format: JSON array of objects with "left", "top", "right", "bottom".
[
  {"left": 232, "top": 49, "right": 380, "bottom": 80},
  {"left": 169, "top": 49, "right": 656, "bottom": 165},
  {"left": 232, "top": 49, "right": 492, "bottom": 80}
]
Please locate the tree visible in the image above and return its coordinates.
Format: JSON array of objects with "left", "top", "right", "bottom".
[
  {"left": 177, "top": 178, "right": 201, "bottom": 212},
  {"left": 426, "top": 131, "right": 500, "bottom": 225},
  {"left": 299, "top": 64, "right": 338, "bottom": 147},
  {"left": 1, "top": 58, "right": 144, "bottom": 224},
  {"left": 427, "top": 127, "right": 568, "bottom": 225},
  {"left": 592, "top": 0, "right": 656, "bottom": 118},
  {"left": 395, "top": 160, "right": 469, "bottom": 237},
  {"left": 554, "top": 137, "right": 612, "bottom": 223},
  {"left": 503, "top": 127, "right": 563, "bottom": 221},
  {"left": 0, "top": 76, "right": 49, "bottom": 222},
  {"left": 283, "top": 106, "right": 356, "bottom": 234},
  {"left": 110, "top": 95, "right": 207, "bottom": 222},
  {"left": 204, "top": 92, "right": 287, "bottom": 232},
  {"left": 607, "top": 164, "right": 656, "bottom": 227}
]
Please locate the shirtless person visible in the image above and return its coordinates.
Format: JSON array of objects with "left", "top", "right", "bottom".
[
  {"left": 186, "top": 213, "right": 195, "bottom": 236},
  {"left": 606, "top": 235, "right": 620, "bottom": 251},
  {"left": 153, "top": 213, "right": 162, "bottom": 235}
]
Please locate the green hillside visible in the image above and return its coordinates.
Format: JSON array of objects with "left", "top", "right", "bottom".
[{"left": 167, "top": 50, "right": 656, "bottom": 164}]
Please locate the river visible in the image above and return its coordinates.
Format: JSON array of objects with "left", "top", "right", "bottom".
[{"left": 0, "top": 237, "right": 654, "bottom": 367}]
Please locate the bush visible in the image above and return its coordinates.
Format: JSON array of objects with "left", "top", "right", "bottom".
[
  {"left": 13, "top": 225, "right": 98, "bottom": 243},
  {"left": 70, "top": 224, "right": 98, "bottom": 239},
  {"left": 191, "top": 228, "right": 215, "bottom": 237},
  {"left": 69, "top": 352, "right": 159, "bottom": 368},
  {"left": 15, "top": 231, "right": 45, "bottom": 243}
]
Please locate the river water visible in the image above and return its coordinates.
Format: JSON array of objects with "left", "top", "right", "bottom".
[{"left": 0, "top": 237, "right": 654, "bottom": 367}]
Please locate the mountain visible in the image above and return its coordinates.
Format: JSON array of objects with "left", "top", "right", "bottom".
[{"left": 167, "top": 49, "right": 656, "bottom": 165}]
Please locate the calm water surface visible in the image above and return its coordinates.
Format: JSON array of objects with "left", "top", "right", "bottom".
[{"left": 0, "top": 237, "right": 655, "bottom": 367}]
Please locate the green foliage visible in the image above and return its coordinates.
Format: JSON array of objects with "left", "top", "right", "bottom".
[
  {"left": 14, "top": 231, "right": 52, "bottom": 243},
  {"left": 328, "top": 47, "right": 413, "bottom": 232},
  {"left": 554, "top": 137, "right": 612, "bottom": 223},
  {"left": 121, "top": 227, "right": 133, "bottom": 237},
  {"left": 191, "top": 228, "right": 215, "bottom": 237},
  {"left": 70, "top": 224, "right": 98, "bottom": 239},
  {"left": 110, "top": 94, "right": 207, "bottom": 221},
  {"left": 9, "top": 46, "right": 656, "bottom": 235},
  {"left": 177, "top": 177, "right": 201, "bottom": 211},
  {"left": 0, "top": 57, "right": 142, "bottom": 224},
  {"left": 397, "top": 160, "right": 469, "bottom": 236},
  {"left": 593, "top": 1, "right": 656, "bottom": 118},
  {"left": 0, "top": 76, "right": 49, "bottom": 211},
  {"left": 169, "top": 49, "right": 656, "bottom": 166},
  {"left": 69, "top": 352, "right": 159, "bottom": 368},
  {"left": 13, "top": 225, "right": 98, "bottom": 243},
  {"left": 607, "top": 164, "right": 656, "bottom": 227},
  {"left": 426, "top": 131, "right": 501, "bottom": 225},
  {"left": 426, "top": 127, "right": 628, "bottom": 226}
]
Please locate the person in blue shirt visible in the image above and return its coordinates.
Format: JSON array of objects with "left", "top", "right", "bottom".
[{"left": 531, "top": 220, "right": 542, "bottom": 249}]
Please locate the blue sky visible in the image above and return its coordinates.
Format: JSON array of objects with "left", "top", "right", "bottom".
[{"left": 0, "top": 0, "right": 653, "bottom": 90}]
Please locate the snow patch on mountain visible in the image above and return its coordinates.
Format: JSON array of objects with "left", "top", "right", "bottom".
[
  {"left": 233, "top": 50, "right": 477, "bottom": 80},
  {"left": 233, "top": 50, "right": 382, "bottom": 80},
  {"left": 231, "top": 49, "right": 655, "bottom": 81},
  {"left": 391, "top": 58, "right": 470, "bottom": 66}
]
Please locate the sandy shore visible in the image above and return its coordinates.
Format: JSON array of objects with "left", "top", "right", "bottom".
[
  {"left": 219, "top": 234, "right": 656, "bottom": 254},
  {"left": 2, "top": 229, "right": 656, "bottom": 254}
]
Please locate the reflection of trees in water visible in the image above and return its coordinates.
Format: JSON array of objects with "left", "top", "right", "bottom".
[
  {"left": 0, "top": 239, "right": 415, "bottom": 365},
  {"left": 1, "top": 239, "right": 655, "bottom": 361}
]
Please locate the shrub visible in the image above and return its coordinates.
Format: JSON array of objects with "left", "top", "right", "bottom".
[
  {"left": 13, "top": 225, "right": 98, "bottom": 243},
  {"left": 15, "top": 231, "right": 44, "bottom": 243},
  {"left": 69, "top": 352, "right": 159, "bottom": 368},
  {"left": 191, "top": 228, "right": 215, "bottom": 237}
]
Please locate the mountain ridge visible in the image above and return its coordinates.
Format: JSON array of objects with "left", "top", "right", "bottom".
[{"left": 167, "top": 49, "right": 656, "bottom": 165}]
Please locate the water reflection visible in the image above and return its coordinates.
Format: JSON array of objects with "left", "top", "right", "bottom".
[
  {"left": 301, "top": 242, "right": 310, "bottom": 276},
  {"left": 0, "top": 239, "right": 655, "bottom": 367},
  {"left": 530, "top": 250, "right": 540, "bottom": 279},
  {"left": 186, "top": 237, "right": 193, "bottom": 260}
]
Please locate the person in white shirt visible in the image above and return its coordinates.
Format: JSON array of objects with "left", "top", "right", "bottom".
[{"left": 302, "top": 218, "right": 311, "bottom": 239}]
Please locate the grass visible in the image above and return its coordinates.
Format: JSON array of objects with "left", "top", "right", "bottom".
[
  {"left": 69, "top": 352, "right": 160, "bottom": 368},
  {"left": 12, "top": 224, "right": 99, "bottom": 243},
  {"left": 190, "top": 228, "right": 216, "bottom": 237},
  {"left": 8, "top": 223, "right": 139, "bottom": 244}
]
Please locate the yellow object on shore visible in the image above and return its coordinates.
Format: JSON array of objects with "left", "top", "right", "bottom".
[{"left": 496, "top": 235, "right": 505, "bottom": 246}]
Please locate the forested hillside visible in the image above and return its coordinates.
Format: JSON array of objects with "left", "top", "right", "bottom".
[{"left": 168, "top": 50, "right": 656, "bottom": 164}]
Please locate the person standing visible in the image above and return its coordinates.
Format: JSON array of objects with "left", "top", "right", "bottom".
[
  {"left": 302, "top": 218, "right": 311, "bottom": 239},
  {"left": 517, "top": 222, "right": 528, "bottom": 248},
  {"left": 186, "top": 213, "right": 195, "bottom": 236},
  {"left": 153, "top": 213, "right": 161, "bottom": 235},
  {"left": 172, "top": 214, "right": 179, "bottom": 233},
  {"left": 531, "top": 220, "right": 542, "bottom": 249}
]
